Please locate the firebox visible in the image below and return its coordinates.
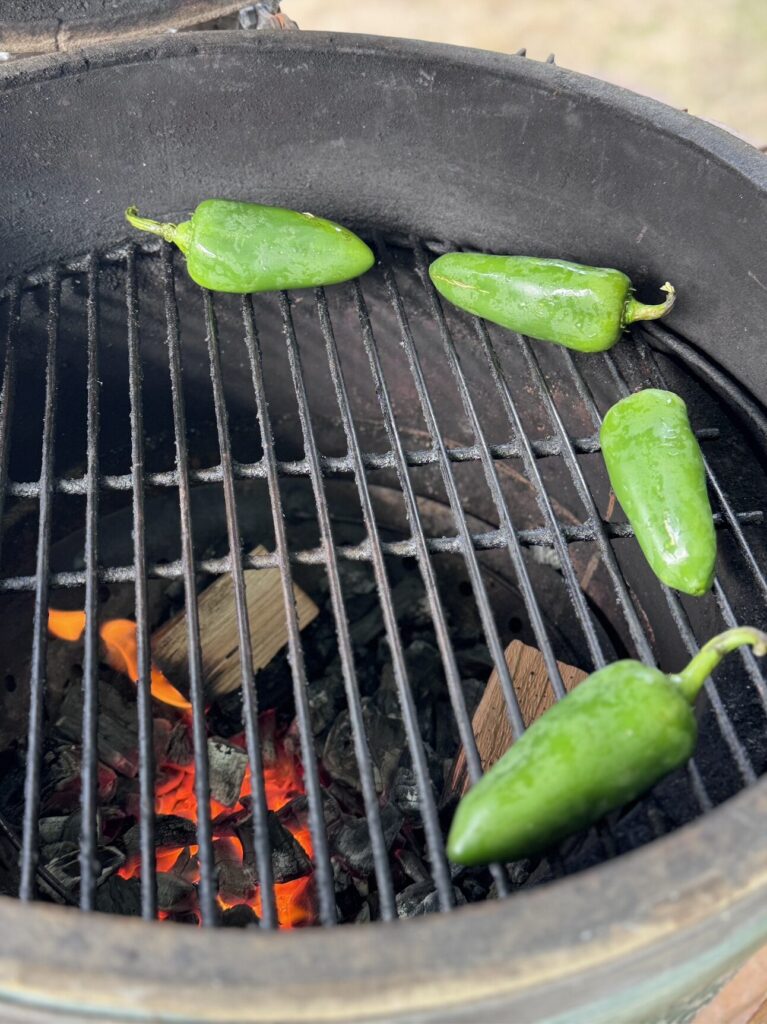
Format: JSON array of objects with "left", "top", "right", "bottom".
[{"left": 0, "top": 26, "right": 766, "bottom": 1024}]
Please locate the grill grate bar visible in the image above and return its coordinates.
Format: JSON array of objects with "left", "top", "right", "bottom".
[
  {"left": 19, "top": 276, "right": 59, "bottom": 901},
  {"left": 284, "top": 289, "right": 425, "bottom": 916},
  {"left": 524, "top": 342, "right": 657, "bottom": 664},
  {"left": 307, "top": 288, "right": 402, "bottom": 920},
  {"left": 125, "top": 248, "right": 160, "bottom": 921},
  {"left": 78, "top": 256, "right": 101, "bottom": 912},
  {"left": 420, "top": 246, "right": 608, "bottom": 676},
  {"left": 203, "top": 290, "right": 277, "bottom": 928},
  {"left": 415, "top": 243, "right": 597, "bottom": 702},
  {"left": 162, "top": 253, "right": 226, "bottom": 926},
  {"left": 603, "top": 348, "right": 759, "bottom": 785},
  {"left": 0, "top": 511, "right": 758, "bottom": 593},
  {"left": 351, "top": 279, "right": 510, "bottom": 900},
  {"left": 384, "top": 236, "right": 570, "bottom": 727},
  {"left": 3, "top": 429, "right": 722, "bottom": 499},
  {"left": 241, "top": 293, "right": 336, "bottom": 928}
]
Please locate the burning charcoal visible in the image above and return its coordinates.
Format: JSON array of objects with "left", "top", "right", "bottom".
[
  {"left": 157, "top": 872, "right": 196, "bottom": 912},
  {"left": 95, "top": 874, "right": 142, "bottom": 916},
  {"left": 217, "top": 860, "right": 257, "bottom": 905},
  {"left": 46, "top": 845, "right": 125, "bottom": 892},
  {"left": 154, "top": 719, "right": 193, "bottom": 768},
  {"left": 221, "top": 904, "right": 260, "bottom": 928},
  {"left": 40, "top": 840, "right": 78, "bottom": 864},
  {"left": 41, "top": 745, "right": 117, "bottom": 813},
  {"left": 338, "top": 563, "right": 379, "bottom": 622},
  {"left": 331, "top": 802, "right": 402, "bottom": 876},
  {"left": 395, "top": 880, "right": 466, "bottom": 918},
  {"left": 390, "top": 767, "right": 421, "bottom": 821},
  {"left": 235, "top": 810, "right": 312, "bottom": 883},
  {"left": 349, "top": 575, "right": 432, "bottom": 648},
  {"left": 461, "top": 677, "right": 485, "bottom": 717},
  {"left": 56, "top": 678, "right": 139, "bottom": 777},
  {"left": 39, "top": 812, "right": 85, "bottom": 846},
  {"left": 168, "top": 846, "right": 200, "bottom": 885},
  {"left": 123, "top": 814, "right": 199, "bottom": 855},
  {"left": 323, "top": 698, "right": 404, "bottom": 794},
  {"left": 208, "top": 738, "right": 248, "bottom": 808},
  {"left": 456, "top": 644, "right": 495, "bottom": 678},
  {"left": 307, "top": 660, "right": 346, "bottom": 737},
  {"left": 395, "top": 848, "right": 431, "bottom": 885},
  {"left": 165, "top": 910, "right": 201, "bottom": 926},
  {"left": 459, "top": 876, "right": 490, "bottom": 903}
]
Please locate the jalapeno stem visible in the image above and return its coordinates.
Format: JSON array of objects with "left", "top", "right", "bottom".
[
  {"left": 671, "top": 626, "right": 767, "bottom": 703},
  {"left": 125, "top": 207, "right": 192, "bottom": 254},
  {"left": 623, "top": 282, "right": 676, "bottom": 326}
]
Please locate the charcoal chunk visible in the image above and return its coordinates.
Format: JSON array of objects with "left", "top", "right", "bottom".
[
  {"left": 96, "top": 874, "right": 142, "bottom": 916},
  {"left": 235, "top": 810, "right": 312, "bottom": 883},
  {"left": 157, "top": 872, "right": 196, "bottom": 912},
  {"left": 221, "top": 903, "right": 259, "bottom": 928},
  {"left": 123, "top": 815, "right": 198, "bottom": 855},
  {"left": 208, "top": 738, "right": 248, "bottom": 808},
  {"left": 46, "top": 845, "right": 125, "bottom": 892},
  {"left": 56, "top": 678, "right": 139, "bottom": 777},
  {"left": 331, "top": 802, "right": 402, "bottom": 876},
  {"left": 323, "top": 698, "right": 404, "bottom": 794},
  {"left": 395, "top": 880, "right": 466, "bottom": 918}
]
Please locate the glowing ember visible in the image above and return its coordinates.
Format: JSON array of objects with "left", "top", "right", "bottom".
[{"left": 49, "top": 608, "right": 316, "bottom": 928}]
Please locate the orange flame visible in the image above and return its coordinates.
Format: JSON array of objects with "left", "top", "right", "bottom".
[
  {"left": 48, "top": 609, "right": 191, "bottom": 710},
  {"left": 100, "top": 619, "right": 191, "bottom": 710},
  {"left": 49, "top": 608, "right": 315, "bottom": 927},
  {"left": 47, "top": 609, "right": 86, "bottom": 642}
]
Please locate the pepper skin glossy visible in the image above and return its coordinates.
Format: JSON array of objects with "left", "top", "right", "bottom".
[
  {"left": 126, "top": 200, "right": 375, "bottom": 293},
  {"left": 428, "top": 253, "right": 675, "bottom": 351},
  {"left": 446, "top": 627, "right": 767, "bottom": 866},
  {"left": 601, "top": 388, "right": 716, "bottom": 596}
]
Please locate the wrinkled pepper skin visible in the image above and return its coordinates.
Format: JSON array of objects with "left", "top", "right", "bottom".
[
  {"left": 428, "top": 254, "right": 675, "bottom": 352},
  {"left": 601, "top": 389, "right": 716, "bottom": 596},
  {"left": 126, "top": 201, "right": 374, "bottom": 293},
  {"left": 447, "top": 627, "right": 767, "bottom": 867}
]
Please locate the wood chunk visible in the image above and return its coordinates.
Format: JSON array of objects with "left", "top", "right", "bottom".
[
  {"left": 445, "top": 641, "right": 587, "bottom": 801},
  {"left": 151, "top": 546, "right": 319, "bottom": 699},
  {"left": 208, "top": 739, "right": 248, "bottom": 809}
]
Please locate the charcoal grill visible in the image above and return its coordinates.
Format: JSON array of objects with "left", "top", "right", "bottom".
[{"left": 1, "top": 29, "right": 767, "bottom": 1023}]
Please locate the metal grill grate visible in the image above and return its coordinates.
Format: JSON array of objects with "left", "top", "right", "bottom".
[{"left": 1, "top": 234, "right": 766, "bottom": 927}]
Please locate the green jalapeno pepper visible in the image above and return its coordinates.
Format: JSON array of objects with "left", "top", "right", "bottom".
[
  {"left": 125, "top": 200, "right": 374, "bottom": 293},
  {"left": 600, "top": 388, "right": 716, "bottom": 596},
  {"left": 447, "top": 627, "right": 767, "bottom": 866},
  {"left": 428, "top": 253, "right": 675, "bottom": 351}
]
